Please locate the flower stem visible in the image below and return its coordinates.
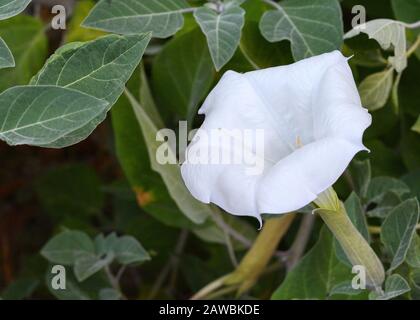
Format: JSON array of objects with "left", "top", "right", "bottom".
[
  {"left": 191, "top": 214, "right": 295, "bottom": 299},
  {"left": 315, "top": 189, "right": 385, "bottom": 291},
  {"left": 225, "top": 214, "right": 295, "bottom": 295}
]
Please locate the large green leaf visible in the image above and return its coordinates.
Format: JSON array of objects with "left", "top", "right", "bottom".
[
  {"left": 194, "top": 5, "right": 245, "bottom": 70},
  {"left": 31, "top": 33, "right": 151, "bottom": 147},
  {"left": 271, "top": 227, "right": 351, "bottom": 299},
  {"left": 381, "top": 198, "right": 420, "bottom": 271},
  {"left": 152, "top": 29, "right": 214, "bottom": 123},
  {"left": 0, "top": 15, "right": 48, "bottom": 92},
  {"left": 0, "top": 37, "right": 13, "bottom": 69},
  {"left": 358, "top": 69, "right": 394, "bottom": 111},
  {"left": 82, "top": 0, "right": 189, "bottom": 38},
  {"left": 112, "top": 68, "right": 196, "bottom": 229},
  {"left": 259, "top": 0, "right": 343, "bottom": 61},
  {"left": 0, "top": 86, "right": 108, "bottom": 146},
  {"left": 0, "top": 0, "right": 31, "bottom": 20},
  {"left": 125, "top": 87, "right": 212, "bottom": 224}
]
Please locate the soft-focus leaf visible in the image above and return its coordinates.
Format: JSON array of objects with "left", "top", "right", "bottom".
[
  {"left": 31, "top": 33, "right": 151, "bottom": 147},
  {"left": 366, "top": 191, "right": 403, "bottom": 219},
  {"left": 349, "top": 159, "right": 371, "bottom": 198},
  {"left": 238, "top": 21, "right": 293, "bottom": 70},
  {"left": 41, "top": 230, "right": 95, "bottom": 265},
  {"left": 125, "top": 88, "right": 212, "bottom": 224},
  {"left": 0, "top": 37, "right": 13, "bottom": 69},
  {"left": 370, "top": 274, "right": 411, "bottom": 300},
  {"left": 0, "top": 86, "right": 108, "bottom": 146},
  {"left": 344, "top": 19, "right": 407, "bottom": 72},
  {"left": 358, "top": 69, "right": 394, "bottom": 111},
  {"left": 259, "top": 0, "right": 343, "bottom": 61},
  {"left": 74, "top": 253, "right": 114, "bottom": 282},
  {"left": 366, "top": 177, "right": 410, "bottom": 205},
  {"left": 113, "top": 236, "right": 151, "bottom": 265},
  {"left": 0, "top": 15, "right": 48, "bottom": 92},
  {"left": 0, "top": 0, "right": 31, "bottom": 20},
  {"left": 381, "top": 198, "right": 420, "bottom": 271},
  {"left": 271, "top": 227, "right": 351, "bottom": 299},
  {"left": 83, "top": 0, "right": 189, "bottom": 38},
  {"left": 112, "top": 68, "right": 198, "bottom": 228},
  {"left": 330, "top": 281, "right": 364, "bottom": 296},
  {"left": 406, "top": 234, "right": 420, "bottom": 268},
  {"left": 194, "top": 5, "right": 245, "bottom": 70},
  {"left": 152, "top": 29, "right": 214, "bottom": 123}
]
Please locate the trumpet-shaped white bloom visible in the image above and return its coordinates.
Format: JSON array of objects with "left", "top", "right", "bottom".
[{"left": 181, "top": 51, "right": 371, "bottom": 223}]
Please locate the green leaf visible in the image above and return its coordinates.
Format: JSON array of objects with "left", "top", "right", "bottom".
[
  {"left": 0, "top": 15, "right": 48, "bottom": 92},
  {"left": 381, "top": 198, "right": 420, "bottom": 271},
  {"left": 152, "top": 29, "right": 214, "bottom": 123},
  {"left": 0, "top": 86, "right": 108, "bottom": 146},
  {"left": 391, "top": 0, "right": 420, "bottom": 29},
  {"left": 125, "top": 87, "right": 212, "bottom": 224},
  {"left": 366, "top": 177, "right": 410, "bottom": 204},
  {"left": 41, "top": 230, "right": 95, "bottom": 265},
  {"left": 36, "top": 164, "right": 105, "bottom": 221},
  {"left": 0, "top": 0, "right": 31, "bottom": 20},
  {"left": 238, "top": 21, "right": 293, "bottom": 70},
  {"left": 259, "top": 0, "right": 343, "bottom": 61},
  {"left": 271, "top": 227, "right": 351, "bottom": 299},
  {"left": 370, "top": 274, "right": 410, "bottom": 300},
  {"left": 412, "top": 116, "right": 420, "bottom": 134},
  {"left": 31, "top": 33, "right": 151, "bottom": 147},
  {"left": 406, "top": 234, "right": 420, "bottom": 268},
  {"left": 366, "top": 191, "right": 403, "bottom": 219},
  {"left": 112, "top": 68, "right": 197, "bottom": 229},
  {"left": 194, "top": 5, "right": 245, "bottom": 70},
  {"left": 358, "top": 69, "right": 394, "bottom": 111},
  {"left": 82, "top": 0, "right": 189, "bottom": 38},
  {"left": 349, "top": 159, "right": 371, "bottom": 198},
  {"left": 0, "top": 37, "right": 13, "bottom": 68},
  {"left": 74, "top": 253, "right": 114, "bottom": 282},
  {"left": 344, "top": 19, "right": 407, "bottom": 72},
  {"left": 330, "top": 281, "right": 364, "bottom": 296},
  {"left": 114, "top": 236, "right": 150, "bottom": 265}
]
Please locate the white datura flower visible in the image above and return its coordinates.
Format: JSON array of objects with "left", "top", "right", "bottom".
[{"left": 181, "top": 51, "right": 371, "bottom": 224}]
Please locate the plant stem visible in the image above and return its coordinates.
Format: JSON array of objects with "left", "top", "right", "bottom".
[
  {"left": 286, "top": 213, "right": 316, "bottom": 270},
  {"left": 225, "top": 214, "right": 295, "bottom": 295},
  {"left": 191, "top": 214, "right": 295, "bottom": 299}
]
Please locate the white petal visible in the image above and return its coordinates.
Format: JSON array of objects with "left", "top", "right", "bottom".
[{"left": 257, "top": 137, "right": 364, "bottom": 214}]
